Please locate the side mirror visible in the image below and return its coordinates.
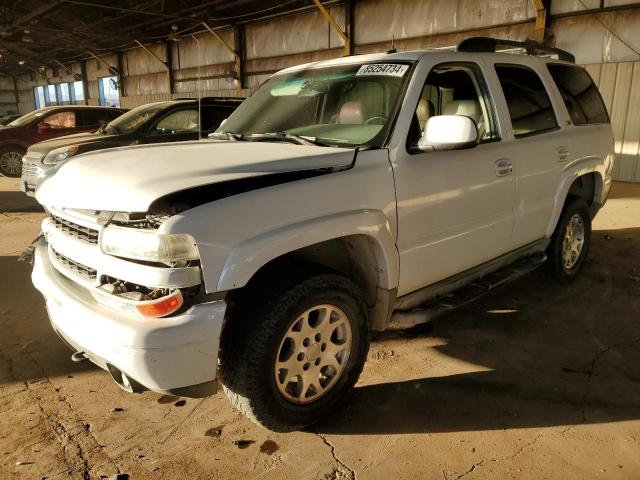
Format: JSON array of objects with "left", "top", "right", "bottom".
[
  {"left": 418, "top": 115, "right": 479, "bottom": 152},
  {"left": 37, "top": 122, "right": 52, "bottom": 134}
]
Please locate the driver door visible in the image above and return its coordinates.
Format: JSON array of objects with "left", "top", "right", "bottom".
[{"left": 392, "top": 62, "right": 516, "bottom": 296}]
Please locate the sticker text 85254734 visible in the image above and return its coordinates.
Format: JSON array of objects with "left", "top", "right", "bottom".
[{"left": 356, "top": 64, "right": 409, "bottom": 77}]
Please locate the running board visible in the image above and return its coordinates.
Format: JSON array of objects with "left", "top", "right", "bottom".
[{"left": 390, "top": 252, "right": 547, "bottom": 326}]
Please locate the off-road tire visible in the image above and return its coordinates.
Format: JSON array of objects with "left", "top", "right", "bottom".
[
  {"left": 220, "top": 270, "right": 370, "bottom": 431},
  {"left": 0, "top": 147, "right": 25, "bottom": 177},
  {"left": 547, "top": 197, "right": 592, "bottom": 283}
]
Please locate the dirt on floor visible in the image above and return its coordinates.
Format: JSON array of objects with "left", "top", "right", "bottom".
[{"left": 1, "top": 176, "right": 639, "bottom": 480}]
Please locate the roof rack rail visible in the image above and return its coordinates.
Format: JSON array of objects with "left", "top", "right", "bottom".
[{"left": 457, "top": 37, "right": 575, "bottom": 63}]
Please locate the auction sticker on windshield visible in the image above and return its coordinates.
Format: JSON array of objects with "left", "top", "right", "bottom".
[{"left": 356, "top": 64, "right": 409, "bottom": 77}]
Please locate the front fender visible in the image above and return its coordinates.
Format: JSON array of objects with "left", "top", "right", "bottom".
[
  {"left": 216, "top": 209, "right": 398, "bottom": 292},
  {"left": 545, "top": 156, "right": 605, "bottom": 238}
]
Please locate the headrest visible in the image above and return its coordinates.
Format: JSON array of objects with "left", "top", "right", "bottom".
[
  {"left": 443, "top": 100, "right": 480, "bottom": 123},
  {"left": 338, "top": 101, "right": 366, "bottom": 124}
]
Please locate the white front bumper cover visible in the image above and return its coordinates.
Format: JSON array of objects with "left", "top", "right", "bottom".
[{"left": 31, "top": 237, "right": 226, "bottom": 397}]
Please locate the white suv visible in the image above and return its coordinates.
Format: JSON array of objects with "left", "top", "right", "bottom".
[{"left": 29, "top": 38, "right": 614, "bottom": 431}]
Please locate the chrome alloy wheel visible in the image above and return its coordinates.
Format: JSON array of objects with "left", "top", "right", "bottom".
[
  {"left": 275, "top": 304, "right": 352, "bottom": 404},
  {"left": 562, "top": 213, "right": 585, "bottom": 270},
  {"left": 0, "top": 151, "right": 22, "bottom": 176}
]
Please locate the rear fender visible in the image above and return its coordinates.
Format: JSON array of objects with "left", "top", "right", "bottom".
[{"left": 545, "top": 156, "right": 605, "bottom": 238}]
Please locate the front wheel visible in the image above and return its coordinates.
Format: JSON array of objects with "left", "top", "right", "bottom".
[
  {"left": 220, "top": 271, "right": 370, "bottom": 431},
  {"left": 547, "top": 197, "right": 592, "bottom": 283},
  {"left": 0, "top": 147, "right": 24, "bottom": 177}
]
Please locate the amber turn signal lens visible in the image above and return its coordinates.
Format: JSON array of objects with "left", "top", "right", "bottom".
[{"left": 136, "top": 291, "right": 183, "bottom": 318}]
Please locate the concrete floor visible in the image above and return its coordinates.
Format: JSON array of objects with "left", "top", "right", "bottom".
[{"left": 1, "top": 176, "right": 639, "bottom": 480}]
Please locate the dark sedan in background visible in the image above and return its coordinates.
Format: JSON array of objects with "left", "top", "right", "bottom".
[
  {"left": 0, "top": 105, "right": 126, "bottom": 177},
  {"left": 21, "top": 97, "right": 241, "bottom": 195},
  {"left": 0, "top": 113, "right": 21, "bottom": 127}
]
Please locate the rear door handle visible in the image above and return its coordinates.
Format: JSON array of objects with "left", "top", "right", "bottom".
[
  {"left": 557, "top": 146, "right": 570, "bottom": 161},
  {"left": 495, "top": 158, "right": 513, "bottom": 177}
]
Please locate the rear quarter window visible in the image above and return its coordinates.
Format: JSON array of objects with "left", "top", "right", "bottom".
[{"left": 547, "top": 64, "right": 609, "bottom": 125}]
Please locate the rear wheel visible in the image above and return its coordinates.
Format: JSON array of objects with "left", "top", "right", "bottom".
[
  {"left": 0, "top": 147, "right": 24, "bottom": 177},
  {"left": 220, "top": 271, "right": 369, "bottom": 431},
  {"left": 547, "top": 197, "right": 592, "bottom": 283}
]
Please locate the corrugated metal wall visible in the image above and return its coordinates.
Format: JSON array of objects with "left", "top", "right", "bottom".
[
  {"left": 2, "top": 0, "right": 640, "bottom": 180},
  {"left": 585, "top": 62, "right": 640, "bottom": 182}
]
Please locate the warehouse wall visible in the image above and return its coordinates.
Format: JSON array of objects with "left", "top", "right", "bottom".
[{"left": 2, "top": 0, "right": 640, "bottom": 180}]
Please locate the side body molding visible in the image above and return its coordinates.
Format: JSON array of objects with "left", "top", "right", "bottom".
[{"left": 217, "top": 210, "right": 399, "bottom": 292}]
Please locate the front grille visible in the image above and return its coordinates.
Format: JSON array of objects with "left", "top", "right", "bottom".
[
  {"left": 50, "top": 214, "right": 99, "bottom": 244},
  {"left": 52, "top": 249, "right": 97, "bottom": 280},
  {"left": 22, "top": 161, "right": 42, "bottom": 179}
]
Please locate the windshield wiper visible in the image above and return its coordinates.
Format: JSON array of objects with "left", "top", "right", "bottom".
[
  {"left": 248, "top": 132, "right": 332, "bottom": 147},
  {"left": 209, "top": 131, "right": 244, "bottom": 141}
]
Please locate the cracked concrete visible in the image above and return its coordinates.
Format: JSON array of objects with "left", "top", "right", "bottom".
[
  {"left": 1, "top": 177, "right": 640, "bottom": 479},
  {"left": 313, "top": 430, "right": 357, "bottom": 480}
]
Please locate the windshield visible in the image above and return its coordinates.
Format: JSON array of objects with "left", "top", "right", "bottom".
[
  {"left": 105, "top": 102, "right": 170, "bottom": 134},
  {"left": 219, "top": 62, "right": 413, "bottom": 147},
  {"left": 7, "top": 108, "right": 50, "bottom": 127}
]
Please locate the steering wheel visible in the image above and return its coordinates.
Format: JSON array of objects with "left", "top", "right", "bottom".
[{"left": 364, "top": 116, "right": 387, "bottom": 125}]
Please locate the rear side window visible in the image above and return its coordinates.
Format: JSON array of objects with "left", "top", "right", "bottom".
[
  {"left": 152, "top": 108, "right": 199, "bottom": 134},
  {"left": 201, "top": 105, "right": 236, "bottom": 133},
  {"left": 79, "top": 109, "right": 121, "bottom": 127},
  {"left": 547, "top": 64, "right": 609, "bottom": 125},
  {"left": 495, "top": 65, "right": 558, "bottom": 138}
]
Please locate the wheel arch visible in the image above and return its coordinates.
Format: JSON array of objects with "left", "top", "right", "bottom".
[
  {"left": 0, "top": 143, "right": 27, "bottom": 153},
  {"left": 217, "top": 211, "right": 399, "bottom": 331},
  {"left": 546, "top": 167, "right": 604, "bottom": 238}
]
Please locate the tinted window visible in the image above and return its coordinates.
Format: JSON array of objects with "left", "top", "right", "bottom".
[
  {"left": 408, "top": 62, "right": 499, "bottom": 147},
  {"left": 201, "top": 105, "right": 236, "bottom": 133},
  {"left": 152, "top": 108, "right": 199, "bottom": 134},
  {"left": 79, "top": 109, "right": 121, "bottom": 127},
  {"left": 43, "top": 111, "right": 76, "bottom": 129},
  {"left": 547, "top": 64, "right": 609, "bottom": 125},
  {"left": 495, "top": 65, "right": 557, "bottom": 137}
]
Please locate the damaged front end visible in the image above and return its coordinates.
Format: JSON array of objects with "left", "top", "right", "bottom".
[{"left": 30, "top": 204, "right": 225, "bottom": 397}]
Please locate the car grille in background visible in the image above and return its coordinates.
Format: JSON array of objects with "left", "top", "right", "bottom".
[
  {"left": 21, "top": 161, "right": 42, "bottom": 179},
  {"left": 50, "top": 214, "right": 100, "bottom": 244},
  {"left": 52, "top": 249, "right": 97, "bottom": 280}
]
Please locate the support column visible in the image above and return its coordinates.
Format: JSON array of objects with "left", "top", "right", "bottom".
[
  {"left": 116, "top": 51, "right": 126, "bottom": 98},
  {"left": 233, "top": 24, "right": 245, "bottom": 93},
  {"left": 313, "top": 0, "right": 350, "bottom": 56},
  {"left": 533, "top": 0, "right": 549, "bottom": 43},
  {"left": 12, "top": 76, "right": 20, "bottom": 112},
  {"left": 80, "top": 60, "right": 89, "bottom": 105}
]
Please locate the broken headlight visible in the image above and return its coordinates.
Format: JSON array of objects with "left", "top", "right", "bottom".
[{"left": 100, "top": 225, "right": 199, "bottom": 265}]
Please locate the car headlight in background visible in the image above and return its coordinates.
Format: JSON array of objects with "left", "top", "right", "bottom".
[
  {"left": 42, "top": 145, "right": 79, "bottom": 165},
  {"left": 100, "top": 226, "right": 199, "bottom": 265}
]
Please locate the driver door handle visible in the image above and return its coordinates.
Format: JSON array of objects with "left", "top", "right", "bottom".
[{"left": 495, "top": 158, "right": 513, "bottom": 177}]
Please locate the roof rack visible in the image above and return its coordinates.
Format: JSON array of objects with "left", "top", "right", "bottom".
[{"left": 457, "top": 37, "right": 575, "bottom": 63}]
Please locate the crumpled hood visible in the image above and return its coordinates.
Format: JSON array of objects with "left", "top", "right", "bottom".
[
  {"left": 36, "top": 140, "right": 354, "bottom": 212},
  {"left": 28, "top": 131, "right": 118, "bottom": 154}
]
